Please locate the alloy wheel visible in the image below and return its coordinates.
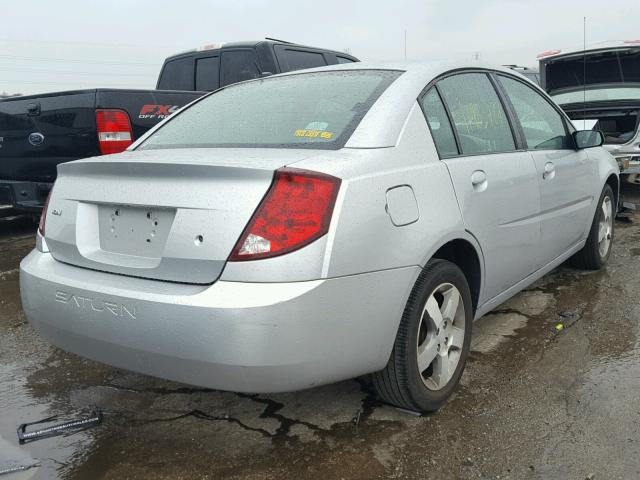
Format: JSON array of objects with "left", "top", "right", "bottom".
[
  {"left": 416, "top": 283, "right": 466, "bottom": 391},
  {"left": 598, "top": 196, "right": 613, "bottom": 258}
]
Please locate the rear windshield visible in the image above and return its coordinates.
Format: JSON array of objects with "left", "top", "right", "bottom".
[{"left": 138, "top": 70, "right": 401, "bottom": 151}]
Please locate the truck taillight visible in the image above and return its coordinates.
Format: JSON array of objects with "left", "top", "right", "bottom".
[
  {"left": 38, "top": 188, "right": 53, "bottom": 236},
  {"left": 95, "top": 109, "right": 133, "bottom": 155},
  {"left": 229, "top": 168, "right": 341, "bottom": 261}
]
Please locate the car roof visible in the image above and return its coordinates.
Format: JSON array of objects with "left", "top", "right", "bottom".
[
  {"left": 271, "top": 60, "right": 522, "bottom": 82},
  {"left": 164, "top": 39, "right": 356, "bottom": 62}
]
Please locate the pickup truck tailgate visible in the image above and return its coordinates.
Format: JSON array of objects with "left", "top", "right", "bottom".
[
  {"left": 0, "top": 90, "right": 98, "bottom": 182},
  {"left": 0, "top": 89, "right": 203, "bottom": 183}
]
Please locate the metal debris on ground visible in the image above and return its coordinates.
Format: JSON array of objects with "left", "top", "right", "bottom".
[
  {"left": 17, "top": 409, "right": 103, "bottom": 444},
  {"left": 0, "top": 462, "right": 40, "bottom": 476},
  {"left": 351, "top": 409, "right": 362, "bottom": 426},
  {"left": 393, "top": 407, "right": 423, "bottom": 417}
]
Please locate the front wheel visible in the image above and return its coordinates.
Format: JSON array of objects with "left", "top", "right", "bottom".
[
  {"left": 370, "top": 259, "right": 473, "bottom": 412},
  {"left": 568, "top": 184, "right": 614, "bottom": 270}
]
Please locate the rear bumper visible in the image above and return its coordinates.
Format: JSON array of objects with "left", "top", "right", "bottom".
[
  {"left": 0, "top": 180, "right": 52, "bottom": 215},
  {"left": 20, "top": 250, "right": 418, "bottom": 393}
]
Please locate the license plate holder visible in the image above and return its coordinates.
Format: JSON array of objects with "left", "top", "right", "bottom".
[{"left": 98, "top": 204, "right": 175, "bottom": 257}]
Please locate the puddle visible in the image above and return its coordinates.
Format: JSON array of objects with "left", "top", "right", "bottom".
[{"left": 1, "top": 206, "right": 640, "bottom": 478}]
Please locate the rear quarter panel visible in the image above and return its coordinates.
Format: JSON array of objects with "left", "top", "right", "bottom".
[
  {"left": 221, "top": 104, "right": 472, "bottom": 282},
  {"left": 320, "top": 105, "right": 469, "bottom": 278}
]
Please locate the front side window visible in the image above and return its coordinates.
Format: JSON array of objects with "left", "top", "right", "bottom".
[
  {"left": 419, "top": 88, "right": 458, "bottom": 157},
  {"left": 437, "top": 73, "right": 516, "bottom": 155},
  {"left": 221, "top": 50, "right": 260, "bottom": 87},
  {"left": 498, "top": 75, "right": 572, "bottom": 150},
  {"left": 276, "top": 47, "right": 328, "bottom": 72},
  {"left": 139, "top": 70, "right": 402, "bottom": 151}
]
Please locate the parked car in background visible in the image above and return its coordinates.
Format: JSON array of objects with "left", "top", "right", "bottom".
[
  {"left": 505, "top": 64, "right": 540, "bottom": 85},
  {"left": 0, "top": 39, "right": 358, "bottom": 217},
  {"left": 538, "top": 41, "right": 640, "bottom": 180},
  {"left": 21, "top": 62, "right": 618, "bottom": 412}
]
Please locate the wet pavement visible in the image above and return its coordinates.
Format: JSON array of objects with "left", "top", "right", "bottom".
[{"left": 1, "top": 191, "right": 639, "bottom": 480}]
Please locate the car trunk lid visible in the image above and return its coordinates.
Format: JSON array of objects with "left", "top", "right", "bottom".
[{"left": 44, "top": 148, "right": 319, "bottom": 284}]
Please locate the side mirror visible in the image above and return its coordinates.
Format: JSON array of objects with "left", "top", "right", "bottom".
[{"left": 573, "top": 130, "right": 604, "bottom": 149}]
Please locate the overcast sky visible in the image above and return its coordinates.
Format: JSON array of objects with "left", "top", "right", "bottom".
[{"left": 1, "top": 0, "right": 639, "bottom": 95}]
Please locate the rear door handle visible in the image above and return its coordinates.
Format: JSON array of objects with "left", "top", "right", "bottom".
[
  {"left": 543, "top": 162, "right": 555, "bottom": 180},
  {"left": 471, "top": 170, "right": 487, "bottom": 192}
]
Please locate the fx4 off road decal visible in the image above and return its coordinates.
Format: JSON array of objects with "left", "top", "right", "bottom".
[{"left": 138, "top": 104, "right": 181, "bottom": 120}]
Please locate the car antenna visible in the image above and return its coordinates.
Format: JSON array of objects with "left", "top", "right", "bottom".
[
  {"left": 582, "top": 16, "right": 587, "bottom": 130},
  {"left": 265, "top": 37, "right": 294, "bottom": 44}
]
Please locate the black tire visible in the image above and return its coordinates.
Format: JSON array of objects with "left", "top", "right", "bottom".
[
  {"left": 371, "top": 259, "right": 473, "bottom": 412},
  {"left": 568, "top": 184, "right": 614, "bottom": 270}
]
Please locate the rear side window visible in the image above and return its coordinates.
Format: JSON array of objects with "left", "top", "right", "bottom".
[
  {"left": 158, "top": 57, "right": 194, "bottom": 90},
  {"left": 275, "top": 46, "right": 328, "bottom": 72},
  {"left": 221, "top": 50, "right": 261, "bottom": 87},
  {"left": 437, "top": 73, "right": 516, "bottom": 155},
  {"left": 195, "top": 56, "right": 220, "bottom": 91},
  {"left": 419, "top": 88, "right": 458, "bottom": 157},
  {"left": 139, "top": 70, "right": 402, "bottom": 151},
  {"left": 498, "top": 75, "right": 572, "bottom": 150},
  {"left": 337, "top": 56, "right": 356, "bottom": 64}
]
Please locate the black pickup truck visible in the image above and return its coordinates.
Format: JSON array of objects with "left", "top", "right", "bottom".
[{"left": 0, "top": 39, "right": 358, "bottom": 216}]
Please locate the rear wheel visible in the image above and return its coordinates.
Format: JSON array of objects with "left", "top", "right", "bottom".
[
  {"left": 568, "top": 184, "right": 614, "bottom": 270},
  {"left": 371, "top": 259, "right": 473, "bottom": 412}
]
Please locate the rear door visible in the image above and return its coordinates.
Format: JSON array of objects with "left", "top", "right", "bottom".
[
  {"left": 421, "top": 72, "right": 542, "bottom": 304},
  {"left": 495, "top": 74, "right": 596, "bottom": 262}
]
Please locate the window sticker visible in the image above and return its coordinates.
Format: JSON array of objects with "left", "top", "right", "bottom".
[{"left": 294, "top": 129, "right": 333, "bottom": 139}]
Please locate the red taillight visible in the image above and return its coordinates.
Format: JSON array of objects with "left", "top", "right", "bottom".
[
  {"left": 229, "top": 168, "right": 341, "bottom": 261},
  {"left": 38, "top": 189, "right": 53, "bottom": 236},
  {"left": 95, "top": 109, "right": 133, "bottom": 155}
]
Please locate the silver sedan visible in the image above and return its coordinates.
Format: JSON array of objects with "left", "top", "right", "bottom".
[{"left": 20, "top": 62, "right": 618, "bottom": 412}]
